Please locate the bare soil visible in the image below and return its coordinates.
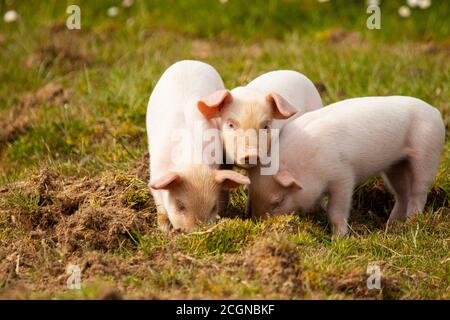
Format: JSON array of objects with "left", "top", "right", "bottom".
[{"left": 0, "top": 82, "right": 70, "bottom": 146}]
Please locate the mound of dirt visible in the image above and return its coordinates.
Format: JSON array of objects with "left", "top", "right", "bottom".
[
  {"left": 134, "top": 152, "right": 150, "bottom": 181},
  {"left": 243, "top": 237, "right": 304, "bottom": 295},
  {"left": 77, "top": 251, "right": 153, "bottom": 281},
  {"left": 20, "top": 82, "right": 70, "bottom": 109},
  {"left": 415, "top": 41, "right": 450, "bottom": 55},
  {"left": 332, "top": 271, "right": 401, "bottom": 300},
  {"left": 0, "top": 165, "right": 157, "bottom": 292},
  {"left": 0, "top": 107, "right": 31, "bottom": 145},
  {"left": 350, "top": 181, "right": 450, "bottom": 233},
  {"left": 323, "top": 29, "right": 366, "bottom": 48},
  {"left": 0, "top": 82, "right": 70, "bottom": 146},
  {"left": 25, "top": 23, "right": 91, "bottom": 70},
  {"left": 1, "top": 167, "right": 154, "bottom": 253}
]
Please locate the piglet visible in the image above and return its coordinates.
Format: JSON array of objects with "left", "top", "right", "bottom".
[
  {"left": 147, "top": 60, "right": 250, "bottom": 232},
  {"left": 248, "top": 96, "right": 445, "bottom": 236},
  {"left": 197, "top": 70, "right": 323, "bottom": 168}
]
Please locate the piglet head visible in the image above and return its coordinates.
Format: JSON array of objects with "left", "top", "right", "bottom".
[
  {"left": 248, "top": 168, "right": 301, "bottom": 219},
  {"left": 198, "top": 88, "right": 297, "bottom": 169},
  {"left": 150, "top": 165, "right": 249, "bottom": 232}
]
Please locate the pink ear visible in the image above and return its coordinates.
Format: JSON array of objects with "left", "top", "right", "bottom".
[
  {"left": 150, "top": 172, "right": 181, "bottom": 190},
  {"left": 266, "top": 92, "right": 298, "bottom": 120},
  {"left": 197, "top": 90, "right": 232, "bottom": 119},
  {"left": 274, "top": 170, "right": 302, "bottom": 189},
  {"left": 215, "top": 170, "right": 250, "bottom": 189}
]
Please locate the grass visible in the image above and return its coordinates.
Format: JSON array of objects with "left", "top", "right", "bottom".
[{"left": 0, "top": 0, "right": 449, "bottom": 299}]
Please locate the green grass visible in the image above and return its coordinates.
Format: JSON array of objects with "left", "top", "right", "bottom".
[{"left": 0, "top": 0, "right": 449, "bottom": 299}]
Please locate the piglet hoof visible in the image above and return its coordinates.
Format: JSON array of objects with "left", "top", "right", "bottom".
[
  {"left": 406, "top": 210, "right": 422, "bottom": 220},
  {"left": 385, "top": 219, "right": 403, "bottom": 233},
  {"left": 157, "top": 213, "right": 171, "bottom": 233},
  {"left": 331, "top": 233, "right": 348, "bottom": 241},
  {"left": 386, "top": 217, "right": 405, "bottom": 227},
  {"left": 331, "top": 224, "right": 349, "bottom": 238},
  {"left": 387, "top": 215, "right": 407, "bottom": 224}
]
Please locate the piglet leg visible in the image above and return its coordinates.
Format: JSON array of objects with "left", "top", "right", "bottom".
[
  {"left": 326, "top": 180, "right": 354, "bottom": 237},
  {"left": 383, "top": 160, "right": 411, "bottom": 221},
  {"left": 152, "top": 190, "right": 172, "bottom": 232}
]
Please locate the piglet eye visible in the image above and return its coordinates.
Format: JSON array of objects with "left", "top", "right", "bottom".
[
  {"left": 262, "top": 122, "right": 271, "bottom": 130},
  {"left": 176, "top": 200, "right": 186, "bottom": 212},
  {"left": 271, "top": 196, "right": 284, "bottom": 209},
  {"left": 226, "top": 120, "right": 238, "bottom": 130}
]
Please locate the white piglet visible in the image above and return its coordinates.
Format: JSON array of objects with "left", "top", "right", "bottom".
[
  {"left": 197, "top": 70, "right": 323, "bottom": 167},
  {"left": 147, "top": 60, "right": 250, "bottom": 232},
  {"left": 248, "top": 96, "right": 445, "bottom": 236}
]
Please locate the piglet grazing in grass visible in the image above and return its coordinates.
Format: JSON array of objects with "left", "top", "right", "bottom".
[
  {"left": 248, "top": 96, "right": 445, "bottom": 236},
  {"left": 147, "top": 60, "right": 250, "bottom": 232},
  {"left": 197, "top": 70, "right": 323, "bottom": 168}
]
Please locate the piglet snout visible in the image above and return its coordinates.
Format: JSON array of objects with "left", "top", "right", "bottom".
[{"left": 237, "top": 153, "right": 259, "bottom": 167}]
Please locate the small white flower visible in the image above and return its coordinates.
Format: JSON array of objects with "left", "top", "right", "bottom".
[
  {"left": 367, "top": 0, "right": 379, "bottom": 5},
  {"left": 219, "top": 0, "right": 228, "bottom": 3},
  {"left": 318, "top": 0, "right": 330, "bottom": 3},
  {"left": 107, "top": 6, "right": 119, "bottom": 17},
  {"left": 3, "top": 10, "right": 19, "bottom": 23},
  {"left": 122, "top": 0, "right": 134, "bottom": 8},
  {"left": 407, "top": 0, "right": 420, "bottom": 7},
  {"left": 398, "top": 5, "right": 411, "bottom": 18},
  {"left": 418, "top": 0, "right": 431, "bottom": 9}
]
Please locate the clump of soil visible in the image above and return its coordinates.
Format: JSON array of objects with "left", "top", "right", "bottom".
[
  {"left": 77, "top": 251, "right": 153, "bottom": 281},
  {"left": 25, "top": 23, "right": 91, "bottom": 70},
  {"left": 134, "top": 152, "right": 150, "bottom": 181},
  {"left": 324, "top": 29, "right": 365, "bottom": 47},
  {"left": 349, "top": 181, "right": 450, "bottom": 233},
  {"left": 0, "top": 83, "right": 70, "bottom": 145},
  {"left": 0, "top": 107, "right": 31, "bottom": 145},
  {"left": 332, "top": 271, "right": 401, "bottom": 300},
  {"left": 20, "top": 82, "right": 70, "bottom": 109},
  {"left": 0, "top": 166, "right": 156, "bottom": 292},
  {"left": 3, "top": 167, "right": 154, "bottom": 253},
  {"left": 415, "top": 41, "right": 450, "bottom": 55},
  {"left": 243, "top": 237, "right": 304, "bottom": 295},
  {"left": 96, "top": 287, "right": 124, "bottom": 300},
  {"left": 426, "top": 186, "right": 450, "bottom": 209},
  {"left": 349, "top": 182, "right": 393, "bottom": 232}
]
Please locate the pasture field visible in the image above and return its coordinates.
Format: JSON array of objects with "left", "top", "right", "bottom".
[{"left": 0, "top": 0, "right": 449, "bottom": 299}]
